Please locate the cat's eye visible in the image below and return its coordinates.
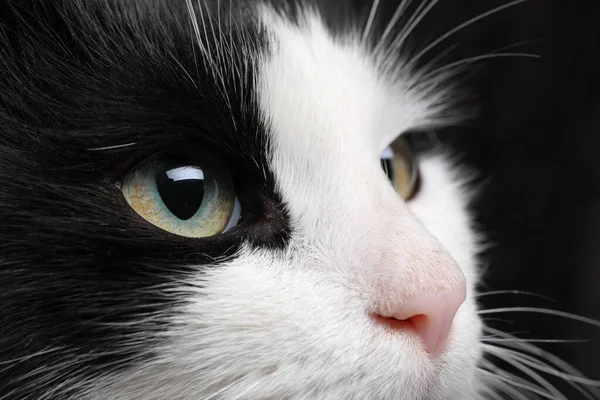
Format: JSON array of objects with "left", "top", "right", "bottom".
[
  {"left": 380, "top": 137, "right": 419, "bottom": 200},
  {"left": 122, "top": 155, "right": 241, "bottom": 238}
]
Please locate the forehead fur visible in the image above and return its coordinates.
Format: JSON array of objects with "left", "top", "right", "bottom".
[{"left": 256, "top": 7, "right": 436, "bottom": 159}]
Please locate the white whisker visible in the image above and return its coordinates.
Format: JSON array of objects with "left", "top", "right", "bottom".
[
  {"left": 484, "top": 344, "right": 569, "bottom": 400},
  {"left": 479, "top": 369, "right": 560, "bottom": 399},
  {"left": 168, "top": 52, "right": 199, "bottom": 90},
  {"left": 479, "top": 307, "right": 600, "bottom": 329},
  {"left": 418, "top": 52, "right": 539, "bottom": 83},
  {"left": 372, "top": 0, "right": 412, "bottom": 54},
  {"left": 362, "top": 0, "right": 381, "bottom": 44},
  {"left": 388, "top": 0, "right": 441, "bottom": 56},
  {"left": 483, "top": 337, "right": 590, "bottom": 344},
  {"left": 186, "top": 0, "right": 211, "bottom": 70},
  {"left": 485, "top": 328, "right": 600, "bottom": 386},
  {"left": 476, "top": 290, "right": 556, "bottom": 301},
  {"left": 86, "top": 142, "right": 137, "bottom": 151},
  {"left": 483, "top": 326, "right": 600, "bottom": 398},
  {"left": 502, "top": 348, "right": 600, "bottom": 399},
  {"left": 480, "top": 359, "right": 536, "bottom": 400},
  {"left": 408, "top": 0, "right": 527, "bottom": 68}
]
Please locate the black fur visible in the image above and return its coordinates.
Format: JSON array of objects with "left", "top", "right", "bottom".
[{"left": 0, "top": 1, "right": 290, "bottom": 398}]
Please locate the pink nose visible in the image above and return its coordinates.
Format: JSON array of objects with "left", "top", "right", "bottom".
[{"left": 374, "top": 285, "right": 466, "bottom": 356}]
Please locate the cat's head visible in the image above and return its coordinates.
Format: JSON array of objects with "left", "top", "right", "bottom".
[{"left": 0, "top": 1, "right": 483, "bottom": 399}]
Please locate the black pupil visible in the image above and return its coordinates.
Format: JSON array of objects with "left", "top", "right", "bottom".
[
  {"left": 381, "top": 158, "right": 393, "bottom": 181},
  {"left": 156, "top": 166, "right": 205, "bottom": 221}
]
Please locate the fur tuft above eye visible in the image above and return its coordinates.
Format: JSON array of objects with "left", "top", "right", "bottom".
[
  {"left": 380, "top": 137, "right": 420, "bottom": 201},
  {"left": 122, "top": 153, "right": 241, "bottom": 238}
]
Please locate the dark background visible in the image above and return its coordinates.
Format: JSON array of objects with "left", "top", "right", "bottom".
[
  {"left": 438, "top": 0, "right": 600, "bottom": 397},
  {"left": 362, "top": 0, "right": 600, "bottom": 398}
]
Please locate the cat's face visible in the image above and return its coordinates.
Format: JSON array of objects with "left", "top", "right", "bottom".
[{"left": 0, "top": 1, "right": 483, "bottom": 399}]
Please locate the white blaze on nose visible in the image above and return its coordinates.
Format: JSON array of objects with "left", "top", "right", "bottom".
[
  {"left": 364, "top": 211, "right": 468, "bottom": 357},
  {"left": 256, "top": 8, "right": 468, "bottom": 358}
]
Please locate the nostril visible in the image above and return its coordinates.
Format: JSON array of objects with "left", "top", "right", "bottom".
[
  {"left": 373, "top": 313, "right": 427, "bottom": 331},
  {"left": 372, "top": 285, "right": 466, "bottom": 357}
]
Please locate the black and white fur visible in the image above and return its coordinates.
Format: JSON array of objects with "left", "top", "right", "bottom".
[{"left": 0, "top": 1, "right": 595, "bottom": 399}]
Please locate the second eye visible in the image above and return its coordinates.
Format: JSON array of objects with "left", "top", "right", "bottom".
[{"left": 380, "top": 137, "right": 420, "bottom": 201}]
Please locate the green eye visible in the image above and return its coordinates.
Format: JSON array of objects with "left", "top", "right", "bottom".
[
  {"left": 380, "top": 137, "right": 420, "bottom": 200},
  {"left": 122, "top": 156, "right": 241, "bottom": 238}
]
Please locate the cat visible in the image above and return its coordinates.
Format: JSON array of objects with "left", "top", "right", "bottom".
[{"left": 0, "top": 0, "right": 597, "bottom": 399}]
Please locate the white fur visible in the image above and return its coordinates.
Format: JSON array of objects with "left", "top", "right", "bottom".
[{"left": 87, "top": 6, "right": 484, "bottom": 400}]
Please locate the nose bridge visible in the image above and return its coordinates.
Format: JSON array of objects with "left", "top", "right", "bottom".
[
  {"left": 300, "top": 169, "right": 466, "bottom": 304},
  {"left": 296, "top": 162, "right": 465, "bottom": 291},
  {"left": 363, "top": 205, "right": 466, "bottom": 305},
  {"left": 286, "top": 173, "right": 467, "bottom": 356},
  {"left": 355, "top": 204, "right": 467, "bottom": 356}
]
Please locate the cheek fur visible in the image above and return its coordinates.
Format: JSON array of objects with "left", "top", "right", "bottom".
[{"left": 89, "top": 243, "right": 482, "bottom": 400}]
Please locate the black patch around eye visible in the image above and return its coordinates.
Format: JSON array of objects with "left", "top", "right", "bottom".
[
  {"left": 0, "top": 1, "right": 291, "bottom": 399},
  {"left": 119, "top": 146, "right": 290, "bottom": 247}
]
